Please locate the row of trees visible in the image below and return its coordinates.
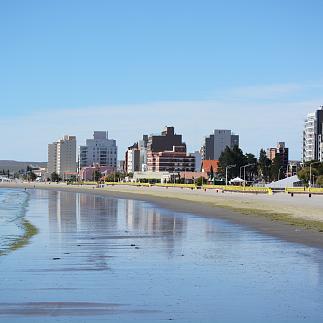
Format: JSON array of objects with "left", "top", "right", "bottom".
[
  {"left": 217, "top": 146, "right": 288, "bottom": 183},
  {"left": 297, "top": 162, "right": 323, "bottom": 186}
]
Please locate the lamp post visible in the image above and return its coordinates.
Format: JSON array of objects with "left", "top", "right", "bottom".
[
  {"left": 309, "top": 161, "right": 321, "bottom": 187},
  {"left": 278, "top": 166, "right": 284, "bottom": 181},
  {"left": 225, "top": 164, "right": 236, "bottom": 186},
  {"left": 242, "top": 163, "right": 255, "bottom": 186}
]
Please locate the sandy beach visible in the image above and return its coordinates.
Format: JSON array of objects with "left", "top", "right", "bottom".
[
  {"left": 1, "top": 182, "right": 323, "bottom": 248},
  {"left": 0, "top": 185, "right": 323, "bottom": 322}
]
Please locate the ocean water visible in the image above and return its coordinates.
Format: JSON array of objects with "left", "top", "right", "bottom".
[
  {"left": 0, "top": 188, "right": 323, "bottom": 322},
  {"left": 0, "top": 189, "right": 29, "bottom": 254}
]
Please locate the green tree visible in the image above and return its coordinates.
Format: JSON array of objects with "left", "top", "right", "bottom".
[
  {"left": 316, "top": 175, "right": 323, "bottom": 187},
  {"left": 209, "top": 165, "right": 214, "bottom": 181},
  {"left": 28, "top": 172, "right": 37, "bottom": 181},
  {"left": 218, "top": 146, "right": 246, "bottom": 180},
  {"left": 270, "top": 155, "right": 285, "bottom": 181},
  {"left": 196, "top": 176, "right": 206, "bottom": 186},
  {"left": 258, "top": 149, "right": 272, "bottom": 182},
  {"left": 244, "top": 153, "right": 258, "bottom": 182},
  {"left": 297, "top": 167, "right": 319, "bottom": 185},
  {"left": 51, "top": 172, "right": 60, "bottom": 182},
  {"left": 93, "top": 170, "right": 102, "bottom": 182}
]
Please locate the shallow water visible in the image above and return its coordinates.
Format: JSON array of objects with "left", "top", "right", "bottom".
[
  {"left": 0, "top": 189, "right": 29, "bottom": 254},
  {"left": 0, "top": 188, "right": 322, "bottom": 322}
]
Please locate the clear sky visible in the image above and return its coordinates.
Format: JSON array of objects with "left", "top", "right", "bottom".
[{"left": 1, "top": 0, "right": 323, "bottom": 161}]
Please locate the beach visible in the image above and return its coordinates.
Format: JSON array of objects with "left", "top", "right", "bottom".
[
  {"left": 0, "top": 187, "right": 322, "bottom": 322},
  {"left": 1, "top": 182, "right": 323, "bottom": 248}
]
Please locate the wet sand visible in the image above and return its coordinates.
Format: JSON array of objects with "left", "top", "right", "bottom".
[
  {"left": 1, "top": 182, "right": 323, "bottom": 249},
  {"left": 0, "top": 188, "right": 323, "bottom": 322}
]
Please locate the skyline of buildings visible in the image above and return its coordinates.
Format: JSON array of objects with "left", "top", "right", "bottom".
[{"left": 44, "top": 106, "right": 323, "bottom": 181}]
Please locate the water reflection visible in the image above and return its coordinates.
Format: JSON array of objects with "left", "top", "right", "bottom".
[
  {"left": 47, "top": 190, "right": 188, "bottom": 257},
  {"left": 1, "top": 188, "right": 323, "bottom": 322}
]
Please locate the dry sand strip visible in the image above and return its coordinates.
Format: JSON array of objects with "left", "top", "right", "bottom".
[{"left": 1, "top": 182, "right": 323, "bottom": 248}]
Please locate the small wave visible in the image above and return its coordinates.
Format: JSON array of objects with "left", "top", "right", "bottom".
[{"left": 0, "top": 189, "right": 38, "bottom": 256}]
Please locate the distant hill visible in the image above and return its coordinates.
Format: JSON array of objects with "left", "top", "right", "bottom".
[{"left": 0, "top": 160, "right": 47, "bottom": 173}]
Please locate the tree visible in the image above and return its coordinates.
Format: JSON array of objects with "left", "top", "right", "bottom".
[
  {"left": 196, "top": 176, "right": 206, "bottom": 186},
  {"left": 51, "top": 172, "right": 60, "bottom": 182},
  {"left": 244, "top": 153, "right": 258, "bottom": 182},
  {"left": 103, "top": 172, "right": 124, "bottom": 182},
  {"left": 297, "top": 167, "right": 318, "bottom": 185},
  {"left": 258, "top": 149, "right": 271, "bottom": 182},
  {"left": 28, "top": 172, "right": 37, "bottom": 182},
  {"left": 270, "top": 155, "right": 285, "bottom": 181},
  {"left": 93, "top": 170, "right": 102, "bottom": 182},
  {"left": 209, "top": 165, "right": 214, "bottom": 181},
  {"left": 316, "top": 175, "right": 323, "bottom": 187},
  {"left": 218, "top": 146, "right": 246, "bottom": 180}
]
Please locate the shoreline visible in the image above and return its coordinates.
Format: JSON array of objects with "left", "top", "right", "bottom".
[
  {"left": 1, "top": 182, "right": 323, "bottom": 249},
  {"left": 0, "top": 189, "right": 38, "bottom": 257}
]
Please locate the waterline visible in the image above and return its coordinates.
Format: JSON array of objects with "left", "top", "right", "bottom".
[{"left": 0, "top": 189, "right": 38, "bottom": 256}]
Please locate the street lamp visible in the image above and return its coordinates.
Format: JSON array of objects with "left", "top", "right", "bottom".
[
  {"left": 278, "top": 166, "right": 284, "bottom": 181},
  {"left": 225, "top": 164, "right": 236, "bottom": 186},
  {"left": 239, "top": 164, "right": 255, "bottom": 186},
  {"left": 309, "top": 161, "right": 321, "bottom": 187}
]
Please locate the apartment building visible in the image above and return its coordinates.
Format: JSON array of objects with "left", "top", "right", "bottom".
[
  {"left": 302, "top": 107, "right": 323, "bottom": 162},
  {"left": 201, "top": 129, "right": 239, "bottom": 160},
  {"left": 79, "top": 131, "right": 117, "bottom": 169},
  {"left": 147, "top": 127, "right": 195, "bottom": 172},
  {"left": 48, "top": 135, "right": 77, "bottom": 179}
]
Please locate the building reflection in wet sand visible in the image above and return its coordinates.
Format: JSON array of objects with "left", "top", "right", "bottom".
[{"left": 47, "top": 190, "right": 188, "bottom": 259}]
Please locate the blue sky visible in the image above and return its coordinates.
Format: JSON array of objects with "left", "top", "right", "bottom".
[{"left": 1, "top": 0, "right": 323, "bottom": 160}]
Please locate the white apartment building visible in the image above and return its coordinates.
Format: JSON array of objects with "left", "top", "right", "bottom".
[
  {"left": 79, "top": 131, "right": 117, "bottom": 168},
  {"left": 302, "top": 112, "right": 316, "bottom": 162},
  {"left": 48, "top": 135, "right": 77, "bottom": 179},
  {"left": 302, "top": 107, "right": 323, "bottom": 162}
]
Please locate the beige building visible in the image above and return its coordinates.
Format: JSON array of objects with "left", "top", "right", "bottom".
[{"left": 48, "top": 135, "right": 77, "bottom": 180}]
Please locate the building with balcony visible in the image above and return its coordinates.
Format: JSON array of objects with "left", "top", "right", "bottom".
[
  {"left": 79, "top": 131, "right": 117, "bottom": 169},
  {"left": 125, "top": 135, "right": 148, "bottom": 173},
  {"left": 48, "top": 135, "right": 77, "bottom": 180},
  {"left": 302, "top": 107, "right": 323, "bottom": 162},
  {"left": 147, "top": 127, "right": 195, "bottom": 172}
]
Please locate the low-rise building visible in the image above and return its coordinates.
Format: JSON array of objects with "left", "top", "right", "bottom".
[
  {"left": 80, "top": 165, "right": 114, "bottom": 181},
  {"left": 179, "top": 171, "right": 208, "bottom": 184},
  {"left": 132, "top": 171, "right": 171, "bottom": 183},
  {"left": 201, "top": 160, "right": 219, "bottom": 175}
]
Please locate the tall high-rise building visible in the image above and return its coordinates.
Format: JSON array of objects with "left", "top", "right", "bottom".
[
  {"left": 201, "top": 129, "right": 239, "bottom": 160},
  {"left": 125, "top": 135, "right": 148, "bottom": 173},
  {"left": 302, "top": 107, "right": 323, "bottom": 162},
  {"left": 48, "top": 135, "right": 77, "bottom": 179},
  {"left": 79, "top": 131, "right": 117, "bottom": 168},
  {"left": 147, "top": 126, "right": 195, "bottom": 172}
]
